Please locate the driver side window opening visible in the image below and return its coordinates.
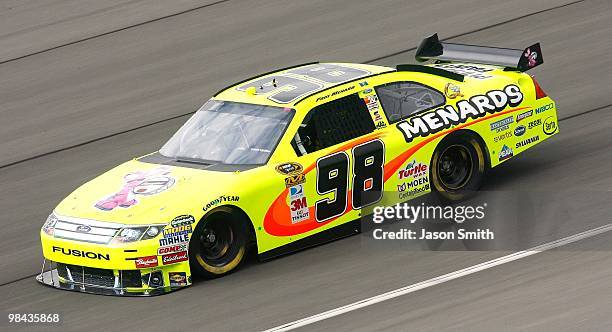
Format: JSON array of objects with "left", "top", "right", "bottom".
[
  {"left": 292, "top": 93, "right": 375, "bottom": 156},
  {"left": 375, "top": 81, "right": 445, "bottom": 123}
]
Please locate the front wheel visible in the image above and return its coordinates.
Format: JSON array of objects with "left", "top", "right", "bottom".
[
  {"left": 430, "top": 134, "right": 487, "bottom": 202},
  {"left": 189, "top": 208, "right": 249, "bottom": 278}
]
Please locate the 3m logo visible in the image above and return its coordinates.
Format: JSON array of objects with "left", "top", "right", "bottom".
[{"left": 291, "top": 197, "right": 307, "bottom": 211}]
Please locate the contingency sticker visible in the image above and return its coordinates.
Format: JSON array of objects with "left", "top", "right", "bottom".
[
  {"left": 289, "top": 184, "right": 309, "bottom": 224},
  {"left": 363, "top": 95, "right": 386, "bottom": 129}
]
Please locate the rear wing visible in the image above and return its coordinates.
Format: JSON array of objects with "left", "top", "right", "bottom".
[{"left": 415, "top": 33, "right": 543, "bottom": 72}]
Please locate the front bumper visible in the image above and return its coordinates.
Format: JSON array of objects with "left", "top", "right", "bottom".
[{"left": 39, "top": 232, "right": 192, "bottom": 296}]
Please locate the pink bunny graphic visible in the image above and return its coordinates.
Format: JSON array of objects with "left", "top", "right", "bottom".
[{"left": 94, "top": 166, "right": 175, "bottom": 211}]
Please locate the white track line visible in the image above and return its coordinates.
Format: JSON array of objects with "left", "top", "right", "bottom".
[{"left": 263, "top": 223, "right": 612, "bottom": 332}]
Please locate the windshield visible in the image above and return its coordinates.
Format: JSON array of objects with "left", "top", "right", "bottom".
[{"left": 160, "top": 100, "right": 294, "bottom": 165}]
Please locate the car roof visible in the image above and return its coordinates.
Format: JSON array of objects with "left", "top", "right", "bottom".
[{"left": 213, "top": 62, "right": 393, "bottom": 109}]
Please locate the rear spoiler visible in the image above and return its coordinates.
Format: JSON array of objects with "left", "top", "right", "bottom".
[{"left": 415, "top": 33, "right": 543, "bottom": 72}]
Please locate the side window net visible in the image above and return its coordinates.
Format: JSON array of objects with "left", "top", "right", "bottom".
[
  {"left": 292, "top": 93, "right": 375, "bottom": 155},
  {"left": 375, "top": 82, "right": 445, "bottom": 123}
]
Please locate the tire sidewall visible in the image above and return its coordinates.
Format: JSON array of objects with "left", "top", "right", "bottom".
[
  {"left": 430, "top": 134, "right": 486, "bottom": 202},
  {"left": 189, "top": 209, "right": 249, "bottom": 278}
]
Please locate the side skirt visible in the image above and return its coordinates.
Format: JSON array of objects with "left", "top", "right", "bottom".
[{"left": 258, "top": 219, "right": 361, "bottom": 261}]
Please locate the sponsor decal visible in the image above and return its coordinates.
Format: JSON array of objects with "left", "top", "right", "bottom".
[
  {"left": 95, "top": 166, "right": 175, "bottom": 211},
  {"left": 157, "top": 244, "right": 187, "bottom": 256},
  {"left": 494, "top": 131, "right": 513, "bottom": 142},
  {"left": 203, "top": 195, "right": 240, "bottom": 212},
  {"left": 289, "top": 184, "right": 309, "bottom": 224},
  {"left": 162, "top": 251, "right": 188, "bottom": 265},
  {"left": 527, "top": 118, "right": 542, "bottom": 130},
  {"left": 364, "top": 95, "right": 384, "bottom": 123},
  {"left": 169, "top": 272, "right": 188, "bottom": 287},
  {"left": 397, "top": 177, "right": 429, "bottom": 192},
  {"left": 285, "top": 173, "right": 306, "bottom": 188},
  {"left": 444, "top": 83, "right": 463, "bottom": 99},
  {"left": 52, "top": 246, "right": 110, "bottom": 260},
  {"left": 498, "top": 145, "right": 513, "bottom": 161},
  {"left": 275, "top": 162, "right": 303, "bottom": 175},
  {"left": 359, "top": 81, "right": 369, "bottom": 87},
  {"left": 432, "top": 63, "right": 494, "bottom": 79},
  {"left": 516, "top": 136, "right": 540, "bottom": 149},
  {"left": 535, "top": 102, "right": 554, "bottom": 114},
  {"left": 375, "top": 121, "right": 387, "bottom": 129},
  {"left": 490, "top": 116, "right": 514, "bottom": 132},
  {"left": 543, "top": 117, "right": 557, "bottom": 135},
  {"left": 362, "top": 88, "right": 373, "bottom": 94},
  {"left": 514, "top": 125, "right": 526, "bottom": 137},
  {"left": 516, "top": 110, "right": 533, "bottom": 123},
  {"left": 170, "top": 215, "right": 195, "bottom": 227},
  {"left": 397, "top": 85, "right": 523, "bottom": 143},
  {"left": 159, "top": 225, "right": 191, "bottom": 246},
  {"left": 398, "top": 181, "right": 430, "bottom": 200},
  {"left": 135, "top": 255, "right": 158, "bottom": 268},
  {"left": 398, "top": 160, "right": 428, "bottom": 180}
]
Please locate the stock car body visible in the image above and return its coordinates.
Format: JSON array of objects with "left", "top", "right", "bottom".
[{"left": 38, "top": 34, "right": 558, "bottom": 295}]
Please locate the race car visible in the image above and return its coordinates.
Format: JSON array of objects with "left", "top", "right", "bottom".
[{"left": 38, "top": 33, "right": 558, "bottom": 295}]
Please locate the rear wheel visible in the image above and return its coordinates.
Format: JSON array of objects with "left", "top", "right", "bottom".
[
  {"left": 430, "top": 133, "right": 487, "bottom": 202},
  {"left": 189, "top": 208, "right": 249, "bottom": 278}
]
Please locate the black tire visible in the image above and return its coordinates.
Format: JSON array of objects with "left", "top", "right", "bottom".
[
  {"left": 430, "top": 133, "right": 487, "bottom": 202},
  {"left": 189, "top": 207, "right": 249, "bottom": 278}
]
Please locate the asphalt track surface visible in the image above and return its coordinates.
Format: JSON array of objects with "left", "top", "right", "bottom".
[{"left": 1, "top": 0, "right": 611, "bottom": 331}]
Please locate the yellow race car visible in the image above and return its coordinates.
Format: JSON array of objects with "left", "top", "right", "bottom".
[{"left": 38, "top": 34, "right": 558, "bottom": 296}]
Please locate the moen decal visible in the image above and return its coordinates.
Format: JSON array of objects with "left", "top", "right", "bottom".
[
  {"left": 516, "top": 110, "right": 533, "bottom": 123},
  {"left": 514, "top": 125, "right": 526, "bottom": 137},
  {"left": 275, "top": 162, "right": 303, "bottom": 175},
  {"left": 498, "top": 145, "right": 514, "bottom": 161},
  {"left": 516, "top": 136, "right": 540, "bottom": 149},
  {"left": 535, "top": 102, "right": 554, "bottom": 114},
  {"left": 170, "top": 215, "right": 195, "bottom": 227},
  {"left": 543, "top": 117, "right": 557, "bottom": 135},
  {"left": 285, "top": 173, "right": 306, "bottom": 188},
  {"left": 203, "top": 195, "right": 240, "bottom": 212},
  {"left": 52, "top": 246, "right": 110, "bottom": 260},
  {"left": 397, "top": 85, "right": 523, "bottom": 143}
]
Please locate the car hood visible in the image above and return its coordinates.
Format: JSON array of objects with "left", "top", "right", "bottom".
[{"left": 54, "top": 159, "right": 242, "bottom": 225}]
